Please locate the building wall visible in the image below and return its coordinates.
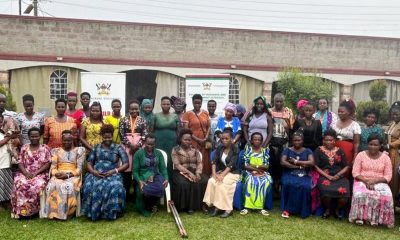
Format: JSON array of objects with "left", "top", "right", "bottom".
[{"left": 0, "top": 15, "right": 399, "bottom": 73}]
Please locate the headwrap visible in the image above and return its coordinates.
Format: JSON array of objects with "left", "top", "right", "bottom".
[
  {"left": 244, "top": 96, "right": 271, "bottom": 123},
  {"left": 296, "top": 99, "right": 309, "bottom": 110},
  {"left": 140, "top": 99, "right": 154, "bottom": 128},
  {"left": 170, "top": 96, "right": 186, "bottom": 107},
  {"left": 235, "top": 104, "right": 246, "bottom": 115},
  {"left": 224, "top": 102, "right": 237, "bottom": 115},
  {"left": 67, "top": 91, "right": 77, "bottom": 97}
]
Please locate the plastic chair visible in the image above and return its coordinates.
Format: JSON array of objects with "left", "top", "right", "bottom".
[{"left": 158, "top": 148, "right": 171, "bottom": 213}]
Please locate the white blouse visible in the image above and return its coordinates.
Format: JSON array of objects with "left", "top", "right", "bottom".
[{"left": 331, "top": 120, "right": 361, "bottom": 140}]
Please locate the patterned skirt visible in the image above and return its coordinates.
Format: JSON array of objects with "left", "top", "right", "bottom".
[
  {"left": 349, "top": 181, "right": 394, "bottom": 227},
  {"left": 243, "top": 172, "right": 273, "bottom": 210},
  {"left": 0, "top": 168, "right": 12, "bottom": 202}
]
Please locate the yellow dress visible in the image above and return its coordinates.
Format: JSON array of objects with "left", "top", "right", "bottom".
[
  {"left": 40, "top": 147, "right": 85, "bottom": 220},
  {"left": 104, "top": 115, "right": 122, "bottom": 144},
  {"left": 81, "top": 119, "right": 103, "bottom": 147}
]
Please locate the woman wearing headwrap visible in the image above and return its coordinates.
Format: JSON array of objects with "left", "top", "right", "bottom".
[
  {"left": 215, "top": 102, "right": 242, "bottom": 146},
  {"left": 171, "top": 96, "right": 187, "bottom": 127},
  {"left": 140, "top": 98, "right": 155, "bottom": 133},
  {"left": 296, "top": 99, "right": 309, "bottom": 120},
  {"left": 243, "top": 96, "right": 273, "bottom": 148}
]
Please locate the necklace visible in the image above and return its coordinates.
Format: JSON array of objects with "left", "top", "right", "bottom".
[{"left": 320, "top": 146, "right": 338, "bottom": 166}]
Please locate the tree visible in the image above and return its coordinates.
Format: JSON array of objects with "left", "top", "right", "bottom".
[
  {"left": 356, "top": 80, "right": 390, "bottom": 124},
  {"left": 0, "top": 85, "right": 16, "bottom": 111},
  {"left": 275, "top": 67, "right": 335, "bottom": 112}
]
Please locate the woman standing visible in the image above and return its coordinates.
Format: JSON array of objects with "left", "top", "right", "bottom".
[
  {"left": 243, "top": 96, "right": 273, "bottom": 148},
  {"left": 154, "top": 96, "right": 179, "bottom": 178},
  {"left": 171, "top": 96, "right": 186, "bottom": 127},
  {"left": 140, "top": 98, "right": 155, "bottom": 133},
  {"left": 119, "top": 100, "right": 147, "bottom": 199},
  {"left": 182, "top": 94, "right": 211, "bottom": 175},
  {"left": 359, "top": 108, "right": 384, "bottom": 152},
  {"left": 314, "top": 129, "right": 350, "bottom": 219},
  {"left": 133, "top": 134, "right": 168, "bottom": 217},
  {"left": 44, "top": 99, "right": 77, "bottom": 149},
  {"left": 331, "top": 99, "right": 361, "bottom": 164},
  {"left": 280, "top": 131, "right": 314, "bottom": 218},
  {"left": 79, "top": 102, "right": 104, "bottom": 152},
  {"left": 80, "top": 92, "right": 91, "bottom": 118},
  {"left": 171, "top": 128, "right": 208, "bottom": 213},
  {"left": 14, "top": 94, "right": 45, "bottom": 145},
  {"left": 314, "top": 98, "right": 337, "bottom": 135},
  {"left": 203, "top": 128, "right": 240, "bottom": 218},
  {"left": 387, "top": 101, "right": 400, "bottom": 200},
  {"left": 215, "top": 102, "right": 242, "bottom": 145},
  {"left": 349, "top": 135, "right": 394, "bottom": 227},
  {"left": 81, "top": 124, "right": 129, "bottom": 221},
  {"left": 293, "top": 102, "right": 322, "bottom": 151},
  {"left": 40, "top": 130, "right": 86, "bottom": 220},
  {"left": 11, "top": 127, "right": 51, "bottom": 218},
  {"left": 104, "top": 99, "right": 123, "bottom": 144},
  {"left": 65, "top": 92, "right": 85, "bottom": 130},
  {"left": 240, "top": 132, "right": 273, "bottom": 216}
]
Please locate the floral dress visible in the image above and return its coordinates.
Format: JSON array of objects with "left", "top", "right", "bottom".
[
  {"left": 14, "top": 112, "right": 45, "bottom": 145},
  {"left": 11, "top": 144, "right": 51, "bottom": 217}
]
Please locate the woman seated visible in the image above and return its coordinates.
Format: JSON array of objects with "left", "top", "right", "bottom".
[
  {"left": 349, "top": 134, "right": 395, "bottom": 228},
  {"left": 133, "top": 134, "right": 169, "bottom": 217},
  {"left": 81, "top": 124, "right": 129, "bottom": 221},
  {"left": 240, "top": 132, "right": 273, "bottom": 216},
  {"left": 203, "top": 128, "right": 240, "bottom": 218},
  {"left": 40, "top": 130, "right": 86, "bottom": 220},
  {"left": 11, "top": 127, "right": 51, "bottom": 218},
  {"left": 171, "top": 128, "right": 208, "bottom": 214},
  {"left": 280, "top": 131, "right": 314, "bottom": 218},
  {"left": 314, "top": 129, "right": 350, "bottom": 219}
]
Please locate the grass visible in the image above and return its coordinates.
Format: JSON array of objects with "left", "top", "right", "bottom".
[{"left": 0, "top": 202, "right": 399, "bottom": 240}]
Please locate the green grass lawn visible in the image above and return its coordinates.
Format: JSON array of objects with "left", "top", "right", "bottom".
[{"left": 0, "top": 202, "right": 399, "bottom": 240}]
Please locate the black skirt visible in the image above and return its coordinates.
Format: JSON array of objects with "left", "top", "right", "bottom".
[
  {"left": 171, "top": 170, "right": 208, "bottom": 211},
  {"left": 317, "top": 176, "right": 350, "bottom": 198}
]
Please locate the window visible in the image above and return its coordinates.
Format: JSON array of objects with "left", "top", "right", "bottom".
[
  {"left": 178, "top": 77, "right": 186, "bottom": 99},
  {"left": 229, "top": 77, "right": 240, "bottom": 104},
  {"left": 49, "top": 70, "right": 68, "bottom": 100}
]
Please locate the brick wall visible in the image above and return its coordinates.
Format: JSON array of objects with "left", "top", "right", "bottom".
[{"left": 0, "top": 15, "right": 399, "bottom": 71}]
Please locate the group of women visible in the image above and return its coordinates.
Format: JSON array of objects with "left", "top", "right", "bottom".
[{"left": 0, "top": 90, "right": 399, "bottom": 229}]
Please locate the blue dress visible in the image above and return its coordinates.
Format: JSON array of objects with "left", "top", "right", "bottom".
[
  {"left": 81, "top": 143, "right": 128, "bottom": 220},
  {"left": 215, "top": 116, "right": 242, "bottom": 138},
  {"left": 280, "top": 147, "right": 313, "bottom": 218}
]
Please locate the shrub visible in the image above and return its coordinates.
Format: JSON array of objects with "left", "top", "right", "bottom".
[
  {"left": 275, "top": 67, "right": 335, "bottom": 113},
  {"left": 0, "top": 85, "right": 16, "bottom": 111},
  {"left": 369, "top": 80, "right": 386, "bottom": 101}
]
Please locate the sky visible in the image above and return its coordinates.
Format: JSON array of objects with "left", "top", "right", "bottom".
[{"left": 0, "top": 0, "right": 400, "bottom": 38}]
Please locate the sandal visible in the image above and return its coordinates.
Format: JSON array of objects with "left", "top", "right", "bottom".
[
  {"left": 281, "top": 211, "right": 289, "bottom": 218},
  {"left": 260, "top": 210, "right": 270, "bottom": 216},
  {"left": 355, "top": 220, "right": 364, "bottom": 225},
  {"left": 240, "top": 209, "right": 248, "bottom": 215},
  {"left": 322, "top": 210, "right": 330, "bottom": 219}
]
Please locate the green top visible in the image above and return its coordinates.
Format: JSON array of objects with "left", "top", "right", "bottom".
[{"left": 132, "top": 148, "right": 169, "bottom": 182}]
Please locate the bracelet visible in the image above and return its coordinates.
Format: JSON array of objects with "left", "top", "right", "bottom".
[
  {"left": 115, "top": 168, "right": 119, "bottom": 173},
  {"left": 294, "top": 160, "right": 298, "bottom": 165},
  {"left": 256, "top": 165, "right": 259, "bottom": 169}
]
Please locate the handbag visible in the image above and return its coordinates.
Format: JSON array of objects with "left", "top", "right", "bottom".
[{"left": 193, "top": 111, "right": 212, "bottom": 149}]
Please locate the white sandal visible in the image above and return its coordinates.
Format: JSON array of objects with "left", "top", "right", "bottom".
[
  {"left": 260, "top": 210, "right": 270, "bottom": 216},
  {"left": 355, "top": 220, "right": 364, "bottom": 225},
  {"left": 240, "top": 209, "right": 248, "bottom": 215}
]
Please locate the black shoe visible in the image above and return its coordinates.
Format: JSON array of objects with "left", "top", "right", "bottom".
[
  {"left": 322, "top": 211, "right": 330, "bottom": 219},
  {"left": 220, "top": 211, "right": 232, "bottom": 218},
  {"left": 202, "top": 205, "right": 209, "bottom": 215},
  {"left": 209, "top": 208, "right": 219, "bottom": 217}
]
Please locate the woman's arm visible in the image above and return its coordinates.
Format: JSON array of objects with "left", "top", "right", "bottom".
[
  {"left": 79, "top": 124, "right": 91, "bottom": 150},
  {"left": 280, "top": 150, "right": 299, "bottom": 169},
  {"left": 35, "top": 162, "right": 51, "bottom": 176},
  {"left": 242, "top": 124, "right": 250, "bottom": 143},
  {"left": 297, "top": 152, "right": 315, "bottom": 167},
  {"left": 43, "top": 119, "right": 50, "bottom": 145},
  {"left": 352, "top": 134, "right": 360, "bottom": 161},
  {"left": 264, "top": 115, "right": 273, "bottom": 147}
]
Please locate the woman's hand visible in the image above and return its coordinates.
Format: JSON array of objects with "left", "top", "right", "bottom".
[
  {"left": 148, "top": 175, "right": 154, "bottom": 183},
  {"left": 55, "top": 172, "right": 67, "bottom": 179},
  {"left": 92, "top": 170, "right": 104, "bottom": 178},
  {"left": 139, "top": 180, "right": 146, "bottom": 191},
  {"left": 103, "top": 170, "right": 116, "bottom": 177},
  {"left": 23, "top": 170, "right": 34, "bottom": 179},
  {"left": 163, "top": 180, "right": 169, "bottom": 188}
]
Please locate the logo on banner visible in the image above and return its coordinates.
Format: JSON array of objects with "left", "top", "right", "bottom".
[
  {"left": 96, "top": 83, "right": 112, "bottom": 96},
  {"left": 202, "top": 82, "right": 212, "bottom": 90}
]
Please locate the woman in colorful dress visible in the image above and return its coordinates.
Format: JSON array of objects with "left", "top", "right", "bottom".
[
  {"left": 349, "top": 134, "right": 394, "bottom": 227},
  {"left": 81, "top": 124, "right": 129, "bottom": 221},
  {"left": 14, "top": 94, "right": 45, "bottom": 145},
  {"left": 314, "top": 129, "right": 350, "bottom": 219},
  {"left": 40, "top": 130, "right": 85, "bottom": 220},
  {"left": 280, "top": 131, "right": 314, "bottom": 218},
  {"left": 387, "top": 101, "right": 400, "bottom": 201},
  {"left": 119, "top": 99, "right": 147, "bottom": 200},
  {"left": 79, "top": 101, "right": 104, "bottom": 152},
  {"left": 154, "top": 96, "right": 179, "bottom": 178},
  {"left": 65, "top": 92, "right": 85, "bottom": 130},
  {"left": 313, "top": 98, "right": 337, "bottom": 135},
  {"left": 0, "top": 114, "right": 18, "bottom": 211},
  {"left": 182, "top": 94, "right": 211, "bottom": 175},
  {"left": 240, "top": 132, "right": 273, "bottom": 216},
  {"left": 203, "top": 128, "right": 240, "bottom": 218},
  {"left": 104, "top": 99, "right": 123, "bottom": 144},
  {"left": 293, "top": 102, "right": 322, "bottom": 151},
  {"left": 171, "top": 128, "right": 208, "bottom": 214},
  {"left": 11, "top": 127, "right": 51, "bottom": 218},
  {"left": 359, "top": 108, "right": 385, "bottom": 152},
  {"left": 242, "top": 96, "right": 273, "bottom": 148},
  {"left": 133, "top": 134, "right": 168, "bottom": 217},
  {"left": 44, "top": 99, "right": 77, "bottom": 149},
  {"left": 331, "top": 99, "right": 361, "bottom": 164},
  {"left": 140, "top": 98, "right": 155, "bottom": 133},
  {"left": 215, "top": 102, "right": 242, "bottom": 146}
]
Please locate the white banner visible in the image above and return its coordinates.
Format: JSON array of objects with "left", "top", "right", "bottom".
[
  {"left": 80, "top": 72, "right": 126, "bottom": 116},
  {"left": 185, "top": 74, "right": 230, "bottom": 115}
]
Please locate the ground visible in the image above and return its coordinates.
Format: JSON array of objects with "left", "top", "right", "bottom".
[{"left": 0, "top": 202, "right": 399, "bottom": 240}]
